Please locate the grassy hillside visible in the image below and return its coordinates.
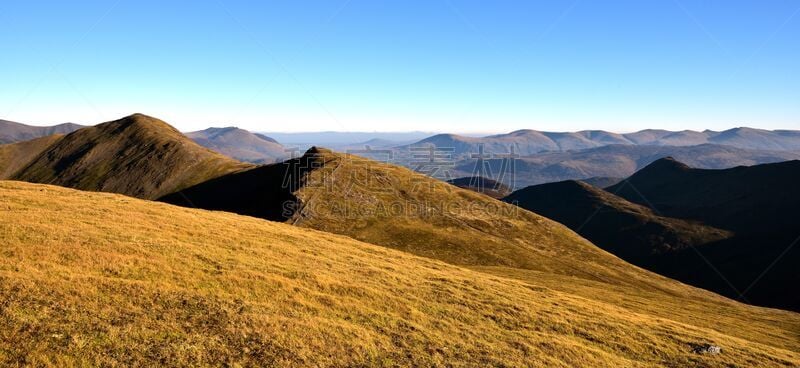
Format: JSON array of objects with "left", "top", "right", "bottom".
[
  {"left": 162, "top": 148, "right": 800, "bottom": 347},
  {"left": 163, "top": 148, "right": 676, "bottom": 289},
  {"left": 1, "top": 181, "right": 799, "bottom": 367},
  {"left": 11, "top": 114, "right": 252, "bottom": 199},
  {"left": 0, "top": 135, "right": 63, "bottom": 178}
]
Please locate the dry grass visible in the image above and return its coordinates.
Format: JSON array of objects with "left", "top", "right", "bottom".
[
  {"left": 1, "top": 181, "right": 798, "bottom": 367},
  {"left": 287, "top": 151, "right": 800, "bottom": 345},
  {"left": 0, "top": 135, "right": 63, "bottom": 179}
]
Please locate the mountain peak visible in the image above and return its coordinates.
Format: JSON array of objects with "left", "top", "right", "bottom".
[
  {"left": 12, "top": 114, "right": 249, "bottom": 199},
  {"left": 643, "top": 156, "right": 691, "bottom": 172},
  {"left": 109, "top": 113, "right": 181, "bottom": 135}
]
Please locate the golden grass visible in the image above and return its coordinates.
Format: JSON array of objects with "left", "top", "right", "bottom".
[
  {"left": 288, "top": 151, "right": 800, "bottom": 346},
  {"left": 1, "top": 181, "right": 798, "bottom": 367}
]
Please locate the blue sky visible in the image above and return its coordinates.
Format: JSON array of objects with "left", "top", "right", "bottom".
[{"left": 1, "top": 0, "right": 798, "bottom": 133}]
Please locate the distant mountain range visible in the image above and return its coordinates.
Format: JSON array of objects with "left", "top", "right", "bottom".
[
  {"left": 405, "top": 127, "right": 800, "bottom": 156},
  {"left": 186, "top": 127, "right": 287, "bottom": 163},
  {"left": 451, "top": 143, "right": 800, "bottom": 188},
  {"left": 262, "top": 131, "right": 434, "bottom": 150},
  {"left": 0, "top": 119, "right": 83, "bottom": 144},
  {"left": 504, "top": 158, "right": 800, "bottom": 311}
]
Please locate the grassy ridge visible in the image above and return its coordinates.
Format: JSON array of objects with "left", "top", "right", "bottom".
[
  {"left": 11, "top": 114, "right": 252, "bottom": 199},
  {"left": 1, "top": 181, "right": 798, "bottom": 367}
]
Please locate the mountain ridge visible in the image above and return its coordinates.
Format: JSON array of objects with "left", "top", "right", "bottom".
[
  {"left": 11, "top": 113, "right": 252, "bottom": 199},
  {"left": 0, "top": 119, "right": 83, "bottom": 144}
]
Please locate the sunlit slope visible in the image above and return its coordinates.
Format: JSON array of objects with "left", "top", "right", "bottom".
[
  {"left": 165, "top": 148, "right": 672, "bottom": 290},
  {"left": 1, "top": 181, "right": 799, "bottom": 367},
  {"left": 0, "top": 134, "right": 63, "bottom": 178},
  {"left": 11, "top": 114, "right": 252, "bottom": 199},
  {"left": 162, "top": 149, "right": 800, "bottom": 350}
]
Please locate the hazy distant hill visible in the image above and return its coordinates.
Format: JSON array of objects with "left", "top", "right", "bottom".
[
  {"left": 11, "top": 114, "right": 251, "bottom": 199},
  {"left": 264, "top": 131, "right": 434, "bottom": 150},
  {"left": 0, "top": 119, "right": 83, "bottom": 144},
  {"left": 451, "top": 143, "right": 800, "bottom": 188},
  {"left": 405, "top": 127, "right": 800, "bottom": 156},
  {"left": 187, "top": 127, "right": 287, "bottom": 163}
]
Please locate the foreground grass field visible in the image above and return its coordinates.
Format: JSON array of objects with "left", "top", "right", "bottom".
[{"left": 1, "top": 181, "right": 799, "bottom": 367}]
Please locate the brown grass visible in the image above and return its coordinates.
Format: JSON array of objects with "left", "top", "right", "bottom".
[
  {"left": 1, "top": 181, "right": 798, "bottom": 367},
  {"left": 0, "top": 135, "right": 63, "bottom": 179}
]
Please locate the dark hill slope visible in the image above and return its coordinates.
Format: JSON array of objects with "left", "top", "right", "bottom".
[
  {"left": 12, "top": 114, "right": 252, "bottom": 199},
  {"left": 503, "top": 180, "right": 731, "bottom": 263},
  {"left": 605, "top": 158, "right": 800, "bottom": 310},
  {"left": 0, "top": 119, "right": 83, "bottom": 144},
  {"left": 447, "top": 176, "right": 511, "bottom": 198},
  {"left": 186, "top": 127, "right": 286, "bottom": 163},
  {"left": 607, "top": 158, "right": 800, "bottom": 233}
]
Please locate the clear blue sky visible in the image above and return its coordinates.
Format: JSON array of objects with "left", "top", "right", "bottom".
[{"left": 1, "top": 0, "right": 798, "bottom": 133}]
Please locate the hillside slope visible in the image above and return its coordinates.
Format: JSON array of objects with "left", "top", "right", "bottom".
[
  {"left": 0, "top": 119, "right": 83, "bottom": 144},
  {"left": 605, "top": 158, "right": 800, "bottom": 310},
  {"left": 0, "top": 135, "right": 63, "bottom": 178},
  {"left": 607, "top": 158, "right": 800, "bottom": 233},
  {"left": 162, "top": 148, "right": 671, "bottom": 288},
  {"left": 11, "top": 114, "right": 252, "bottom": 199},
  {"left": 503, "top": 180, "right": 731, "bottom": 263},
  {"left": 160, "top": 148, "right": 800, "bottom": 337},
  {"left": 186, "top": 127, "right": 286, "bottom": 163},
  {"left": 2, "top": 181, "right": 799, "bottom": 367},
  {"left": 447, "top": 176, "right": 512, "bottom": 198}
]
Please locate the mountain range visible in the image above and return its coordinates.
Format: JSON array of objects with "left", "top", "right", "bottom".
[
  {"left": 0, "top": 119, "right": 83, "bottom": 144},
  {"left": 451, "top": 143, "right": 800, "bottom": 188},
  {"left": 405, "top": 127, "right": 800, "bottom": 156}
]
